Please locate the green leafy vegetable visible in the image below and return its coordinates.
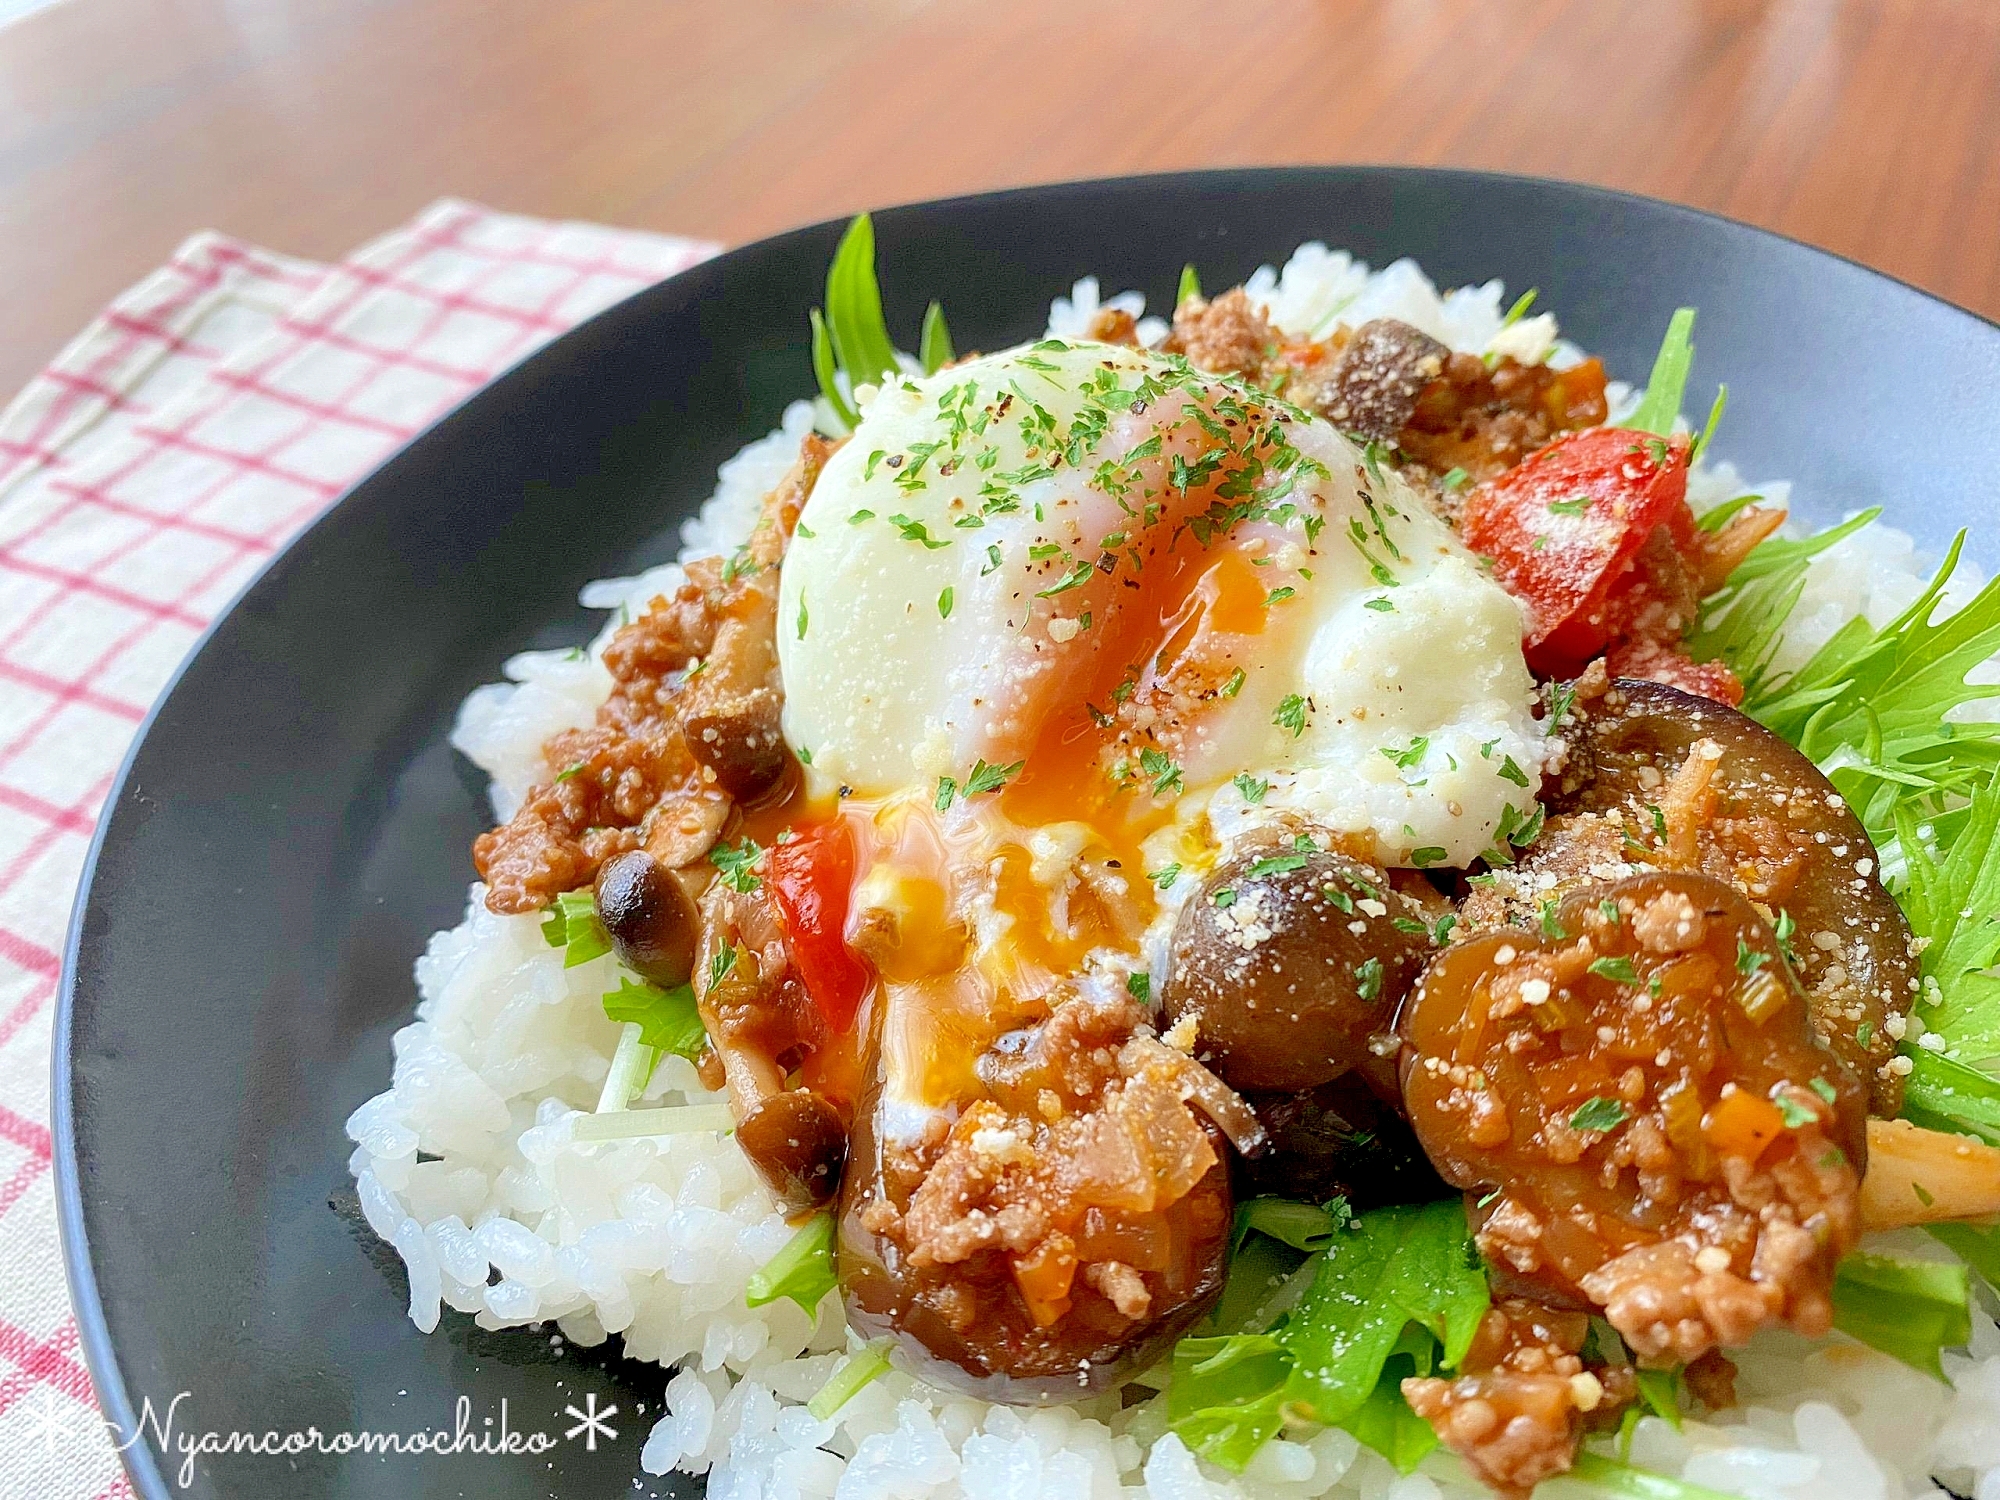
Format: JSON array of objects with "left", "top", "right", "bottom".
[
  {"left": 1569, "top": 1451, "right": 1742, "bottom": 1499},
  {"left": 1742, "top": 532, "right": 2000, "bottom": 847},
  {"left": 1501, "top": 287, "right": 1538, "bottom": 328},
  {"left": 1569, "top": 1096, "right": 1631, "bottom": 1133},
  {"left": 1276, "top": 1199, "right": 1489, "bottom": 1425},
  {"left": 1634, "top": 1365, "right": 1682, "bottom": 1429},
  {"left": 1169, "top": 1200, "right": 1488, "bottom": 1472},
  {"left": 710, "top": 837, "right": 764, "bottom": 893},
  {"left": 1926, "top": 1219, "right": 2000, "bottom": 1291},
  {"left": 1544, "top": 679, "right": 1578, "bottom": 735},
  {"left": 1177, "top": 263, "right": 1202, "bottom": 308},
  {"left": 1167, "top": 1334, "right": 1293, "bottom": 1468},
  {"left": 1235, "top": 1197, "right": 1347, "bottom": 1255},
  {"left": 1353, "top": 956, "right": 1384, "bottom": 1001},
  {"left": 744, "top": 1212, "right": 838, "bottom": 1315},
  {"left": 809, "top": 308, "right": 859, "bottom": 431},
  {"left": 1246, "top": 852, "right": 1309, "bottom": 880},
  {"left": 807, "top": 1341, "right": 893, "bottom": 1419},
  {"left": 541, "top": 889, "right": 611, "bottom": 968},
  {"left": 1830, "top": 1250, "right": 1971, "bottom": 1379},
  {"left": 1695, "top": 491, "right": 1762, "bottom": 533},
  {"left": 1901, "top": 1048, "right": 2000, "bottom": 1146},
  {"left": 1894, "top": 770, "right": 2000, "bottom": 1071},
  {"left": 1383, "top": 736, "right": 1429, "bottom": 771},
  {"left": 888, "top": 513, "right": 951, "bottom": 549},
  {"left": 601, "top": 977, "right": 706, "bottom": 1059},
  {"left": 1342, "top": 1343, "right": 1440, "bottom": 1473},
  {"left": 1140, "top": 746, "right": 1184, "bottom": 797},
  {"left": 822, "top": 214, "right": 899, "bottom": 394},
  {"left": 595, "top": 1016, "right": 657, "bottom": 1114},
  {"left": 808, "top": 214, "right": 957, "bottom": 431},
  {"left": 963, "top": 757, "right": 1023, "bottom": 796},
  {"left": 1687, "top": 508, "right": 1879, "bottom": 706},
  {"left": 1692, "top": 383, "right": 1728, "bottom": 459},
  {"left": 919, "top": 300, "right": 954, "bottom": 375},
  {"left": 1628, "top": 307, "right": 1697, "bottom": 436},
  {"left": 708, "top": 944, "right": 739, "bottom": 989}
]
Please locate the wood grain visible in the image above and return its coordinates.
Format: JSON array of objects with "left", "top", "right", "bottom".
[{"left": 1, "top": 0, "right": 1995, "bottom": 395}]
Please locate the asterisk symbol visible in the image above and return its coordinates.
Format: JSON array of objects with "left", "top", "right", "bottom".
[
  {"left": 563, "top": 1391, "right": 619, "bottom": 1451},
  {"left": 19, "top": 1388, "right": 79, "bottom": 1455}
]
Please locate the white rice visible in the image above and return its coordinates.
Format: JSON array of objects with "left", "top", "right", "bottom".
[{"left": 350, "top": 246, "right": 2000, "bottom": 1500}]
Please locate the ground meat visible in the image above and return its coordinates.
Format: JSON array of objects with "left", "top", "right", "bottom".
[
  {"left": 1603, "top": 638, "right": 1745, "bottom": 705},
  {"left": 1469, "top": 679, "right": 1919, "bottom": 1110},
  {"left": 1156, "top": 285, "right": 1605, "bottom": 523},
  {"left": 1404, "top": 1298, "right": 1635, "bottom": 1498},
  {"left": 471, "top": 434, "right": 829, "bottom": 912},
  {"left": 1401, "top": 872, "right": 1866, "bottom": 1370},
  {"left": 1682, "top": 1348, "right": 1739, "bottom": 1410},
  {"left": 1084, "top": 306, "right": 1142, "bottom": 345},
  {"left": 838, "top": 992, "right": 1251, "bottom": 1400},
  {"left": 1163, "top": 288, "right": 1274, "bottom": 376},
  {"left": 1397, "top": 351, "right": 1608, "bottom": 495}
]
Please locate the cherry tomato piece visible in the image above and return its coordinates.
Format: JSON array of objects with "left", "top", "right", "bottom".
[
  {"left": 1461, "top": 427, "right": 1692, "bottom": 677},
  {"left": 765, "top": 821, "right": 871, "bottom": 1033}
]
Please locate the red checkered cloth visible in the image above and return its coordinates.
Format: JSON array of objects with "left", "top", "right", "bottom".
[{"left": 0, "top": 200, "right": 716, "bottom": 1496}]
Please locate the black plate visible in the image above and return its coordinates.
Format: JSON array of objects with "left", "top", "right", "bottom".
[{"left": 56, "top": 167, "right": 2000, "bottom": 1500}]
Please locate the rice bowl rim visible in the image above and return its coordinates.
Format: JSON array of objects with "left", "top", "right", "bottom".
[{"left": 50, "top": 166, "right": 2000, "bottom": 1500}]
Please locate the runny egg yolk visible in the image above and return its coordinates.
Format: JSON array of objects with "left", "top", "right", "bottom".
[{"left": 773, "top": 337, "right": 1544, "bottom": 1128}]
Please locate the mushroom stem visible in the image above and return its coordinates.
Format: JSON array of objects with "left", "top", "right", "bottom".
[{"left": 1861, "top": 1117, "right": 2000, "bottom": 1230}]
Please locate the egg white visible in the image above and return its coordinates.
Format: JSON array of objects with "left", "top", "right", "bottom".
[{"left": 779, "top": 338, "right": 1541, "bottom": 871}]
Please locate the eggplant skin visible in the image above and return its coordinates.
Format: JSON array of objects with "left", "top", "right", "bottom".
[
  {"left": 1552, "top": 679, "right": 1918, "bottom": 1112},
  {"left": 834, "top": 999, "right": 1235, "bottom": 1404},
  {"left": 838, "top": 1140, "right": 1231, "bottom": 1403},
  {"left": 1234, "top": 1073, "right": 1445, "bottom": 1210}
]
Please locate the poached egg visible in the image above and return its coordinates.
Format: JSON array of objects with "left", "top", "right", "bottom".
[{"left": 774, "top": 338, "right": 1543, "bottom": 1133}]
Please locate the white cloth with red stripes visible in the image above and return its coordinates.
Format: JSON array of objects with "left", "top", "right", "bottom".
[{"left": 0, "top": 199, "right": 715, "bottom": 1497}]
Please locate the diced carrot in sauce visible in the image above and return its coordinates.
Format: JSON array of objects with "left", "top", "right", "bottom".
[{"left": 1701, "top": 1087, "right": 1786, "bottom": 1161}]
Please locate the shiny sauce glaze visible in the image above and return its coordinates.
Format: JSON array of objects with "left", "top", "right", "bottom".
[{"left": 1400, "top": 871, "right": 1865, "bottom": 1368}]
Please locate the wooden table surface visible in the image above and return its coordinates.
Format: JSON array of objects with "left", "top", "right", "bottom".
[{"left": 2, "top": 0, "right": 1996, "bottom": 396}]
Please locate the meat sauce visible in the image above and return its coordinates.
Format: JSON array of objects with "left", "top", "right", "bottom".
[
  {"left": 463, "top": 290, "right": 1946, "bottom": 1493},
  {"left": 1403, "top": 1297, "right": 1635, "bottom": 1497},
  {"left": 1467, "top": 677, "right": 1919, "bottom": 1110},
  {"left": 472, "top": 435, "right": 830, "bottom": 915},
  {"left": 1402, "top": 872, "right": 1866, "bottom": 1361},
  {"left": 1161, "top": 288, "right": 1790, "bottom": 704},
  {"left": 839, "top": 993, "right": 1244, "bottom": 1399},
  {"left": 1161, "top": 290, "right": 1610, "bottom": 498}
]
